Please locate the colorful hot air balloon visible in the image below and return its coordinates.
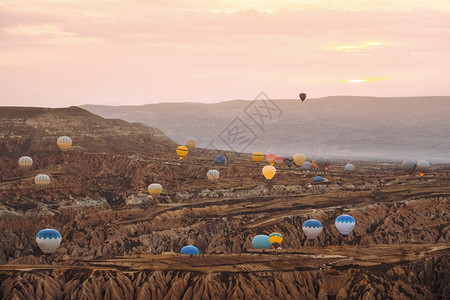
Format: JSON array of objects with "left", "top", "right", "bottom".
[
  {"left": 316, "top": 157, "right": 328, "bottom": 168},
  {"left": 416, "top": 160, "right": 430, "bottom": 176},
  {"left": 302, "top": 219, "right": 323, "bottom": 240},
  {"left": 344, "top": 163, "right": 355, "bottom": 172},
  {"left": 36, "top": 229, "right": 61, "bottom": 254},
  {"left": 402, "top": 159, "right": 416, "bottom": 174},
  {"left": 293, "top": 153, "right": 306, "bottom": 166},
  {"left": 311, "top": 161, "right": 318, "bottom": 169},
  {"left": 266, "top": 154, "right": 276, "bottom": 166},
  {"left": 269, "top": 232, "right": 283, "bottom": 248},
  {"left": 275, "top": 156, "right": 284, "bottom": 166},
  {"left": 335, "top": 215, "right": 356, "bottom": 236},
  {"left": 313, "top": 176, "right": 324, "bottom": 182},
  {"left": 35, "top": 174, "right": 50, "bottom": 190},
  {"left": 148, "top": 183, "right": 162, "bottom": 199},
  {"left": 176, "top": 146, "right": 189, "bottom": 160},
  {"left": 18, "top": 156, "right": 33, "bottom": 171},
  {"left": 186, "top": 137, "right": 197, "bottom": 149},
  {"left": 299, "top": 93, "right": 307, "bottom": 102},
  {"left": 262, "top": 166, "right": 276, "bottom": 180},
  {"left": 207, "top": 169, "right": 220, "bottom": 182},
  {"left": 180, "top": 245, "right": 199, "bottom": 255},
  {"left": 214, "top": 155, "right": 226, "bottom": 164},
  {"left": 57, "top": 136, "right": 72, "bottom": 151},
  {"left": 251, "top": 235, "right": 272, "bottom": 249},
  {"left": 301, "top": 161, "right": 312, "bottom": 170},
  {"left": 252, "top": 152, "right": 264, "bottom": 164}
]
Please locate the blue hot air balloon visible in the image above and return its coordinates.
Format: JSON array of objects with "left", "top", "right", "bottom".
[
  {"left": 214, "top": 155, "right": 226, "bottom": 164},
  {"left": 313, "top": 176, "right": 324, "bottom": 182},
  {"left": 180, "top": 245, "right": 200, "bottom": 255},
  {"left": 251, "top": 235, "right": 272, "bottom": 249},
  {"left": 335, "top": 215, "right": 356, "bottom": 236},
  {"left": 302, "top": 219, "right": 323, "bottom": 240},
  {"left": 36, "top": 229, "right": 62, "bottom": 254}
]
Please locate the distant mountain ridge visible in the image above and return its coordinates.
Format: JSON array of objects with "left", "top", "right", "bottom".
[{"left": 82, "top": 96, "right": 450, "bottom": 162}]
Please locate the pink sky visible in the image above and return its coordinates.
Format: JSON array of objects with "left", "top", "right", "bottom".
[{"left": 0, "top": 0, "right": 449, "bottom": 107}]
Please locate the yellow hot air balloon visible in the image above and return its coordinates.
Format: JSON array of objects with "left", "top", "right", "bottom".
[
  {"left": 262, "top": 165, "right": 276, "bottom": 180},
  {"left": 252, "top": 152, "right": 264, "bottom": 164},
  {"left": 186, "top": 137, "right": 197, "bottom": 149},
  {"left": 35, "top": 174, "right": 50, "bottom": 190},
  {"left": 266, "top": 154, "right": 276, "bottom": 166},
  {"left": 176, "top": 146, "right": 189, "bottom": 160},
  {"left": 293, "top": 153, "right": 306, "bottom": 166},
  {"left": 57, "top": 136, "right": 72, "bottom": 151},
  {"left": 269, "top": 232, "right": 283, "bottom": 248},
  {"left": 18, "top": 156, "right": 33, "bottom": 171},
  {"left": 207, "top": 169, "right": 220, "bottom": 182},
  {"left": 148, "top": 183, "right": 162, "bottom": 199}
]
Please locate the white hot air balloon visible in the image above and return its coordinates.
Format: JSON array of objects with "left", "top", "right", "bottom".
[
  {"left": 302, "top": 219, "right": 323, "bottom": 240},
  {"left": 335, "top": 215, "right": 356, "bottom": 236},
  {"left": 36, "top": 229, "right": 62, "bottom": 254},
  {"left": 207, "top": 169, "right": 220, "bottom": 182}
]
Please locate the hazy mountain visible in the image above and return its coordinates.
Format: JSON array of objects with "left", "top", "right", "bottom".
[{"left": 83, "top": 96, "right": 450, "bottom": 161}]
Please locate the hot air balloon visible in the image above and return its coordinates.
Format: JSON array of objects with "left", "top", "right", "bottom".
[
  {"left": 402, "top": 159, "right": 416, "bottom": 174},
  {"left": 36, "top": 229, "right": 61, "bottom": 254},
  {"left": 148, "top": 183, "right": 162, "bottom": 199},
  {"left": 262, "top": 166, "right": 276, "bottom": 180},
  {"left": 252, "top": 152, "right": 264, "bottom": 164},
  {"left": 35, "top": 174, "right": 50, "bottom": 190},
  {"left": 316, "top": 157, "right": 328, "bottom": 168},
  {"left": 180, "top": 245, "right": 200, "bottom": 255},
  {"left": 57, "top": 136, "right": 72, "bottom": 151},
  {"left": 284, "top": 155, "right": 294, "bottom": 167},
  {"left": 176, "top": 146, "right": 189, "bottom": 160},
  {"left": 214, "top": 155, "right": 226, "bottom": 164},
  {"left": 251, "top": 235, "right": 272, "bottom": 249},
  {"left": 269, "top": 232, "right": 283, "bottom": 248},
  {"left": 313, "top": 176, "right": 324, "bottom": 182},
  {"left": 416, "top": 160, "right": 430, "bottom": 176},
  {"left": 207, "top": 169, "right": 220, "bottom": 182},
  {"left": 335, "top": 215, "right": 356, "bottom": 236},
  {"left": 301, "top": 161, "right": 312, "bottom": 170},
  {"left": 18, "top": 156, "right": 33, "bottom": 171},
  {"left": 344, "top": 163, "right": 355, "bottom": 172},
  {"left": 275, "top": 156, "right": 284, "bottom": 166},
  {"left": 293, "top": 153, "right": 306, "bottom": 167},
  {"left": 186, "top": 137, "right": 197, "bottom": 149},
  {"left": 266, "top": 154, "right": 276, "bottom": 166},
  {"left": 311, "top": 161, "right": 318, "bottom": 169},
  {"left": 299, "top": 93, "right": 307, "bottom": 102},
  {"left": 302, "top": 219, "right": 323, "bottom": 240},
  {"left": 305, "top": 154, "right": 313, "bottom": 163}
]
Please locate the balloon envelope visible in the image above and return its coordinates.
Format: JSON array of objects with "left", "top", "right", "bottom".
[
  {"left": 180, "top": 245, "right": 200, "bottom": 255},
  {"left": 299, "top": 93, "right": 307, "bottom": 101},
  {"left": 18, "top": 156, "right": 33, "bottom": 171},
  {"left": 35, "top": 174, "right": 50, "bottom": 190},
  {"left": 36, "top": 229, "right": 61, "bottom": 254},
  {"left": 186, "top": 137, "right": 197, "bottom": 149},
  {"left": 301, "top": 161, "right": 312, "bottom": 170},
  {"left": 344, "top": 163, "right": 355, "bottom": 172},
  {"left": 214, "top": 155, "right": 226, "bottom": 164},
  {"left": 266, "top": 154, "right": 276, "bottom": 166},
  {"left": 313, "top": 176, "right": 324, "bottom": 182},
  {"left": 402, "top": 159, "right": 416, "bottom": 173},
  {"left": 252, "top": 235, "right": 272, "bottom": 249},
  {"left": 269, "top": 232, "right": 283, "bottom": 248},
  {"left": 57, "top": 136, "right": 72, "bottom": 151},
  {"left": 262, "top": 166, "right": 276, "bottom": 180},
  {"left": 176, "top": 146, "right": 189, "bottom": 159},
  {"left": 148, "top": 183, "right": 162, "bottom": 199},
  {"left": 293, "top": 153, "right": 306, "bottom": 166},
  {"left": 275, "top": 156, "right": 284, "bottom": 166},
  {"left": 316, "top": 157, "right": 328, "bottom": 168},
  {"left": 416, "top": 160, "right": 430, "bottom": 173},
  {"left": 302, "top": 219, "right": 323, "bottom": 240},
  {"left": 252, "top": 152, "right": 264, "bottom": 163},
  {"left": 304, "top": 155, "right": 313, "bottom": 163},
  {"left": 335, "top": 215, "right": 356, "bottom": 235},
  {"left": 207, "top": 169, "right": 220, "bottom": 182}
]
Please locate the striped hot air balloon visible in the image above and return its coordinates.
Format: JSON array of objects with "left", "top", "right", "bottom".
[
  {"left": 186, "top": 137, "right": 197, "bottom": 149},
  {"left": 35, "top": 174, "right": 50, "bottom": 190},
  {"left": 176, "top": 146, "right": 189, "bottom": 159},
  {"left": 207, "top": 169, "right": 220, "bottom": 182},
  {"left": 148, "top": 183, "right": 163, "bottom": 199},
  {"left": 18, "top": 156, "right": 33, "bottom": 171},
  {"left": 265, "top": 154, "right": 276, "bottom": 166},
  {"left": 269, "top": 232, "right": 283, "bottom": 248},
  {"left": 57, "top": 136, "right": 72, "bottom": 151},
  {"left": 252, "top": 152, "right": 264, "bottom": 164}
]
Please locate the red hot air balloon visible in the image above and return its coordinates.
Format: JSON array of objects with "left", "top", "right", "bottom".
[{"left": 299, "top": 93, "right": 307, "bottom": 102}]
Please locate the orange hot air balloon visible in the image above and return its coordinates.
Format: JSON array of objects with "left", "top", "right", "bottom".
[
  {"left": 311, "top": 161, "right": 318, "bottom": 169},
  {"left": 275, "top": 156, "right": 284, "bottom": 166},
  {"left": 262, "top": 165, "right": 276, "bottom": 179},
  {"left": 266, "top": 154, "right": 276, "bottom": 166}
]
